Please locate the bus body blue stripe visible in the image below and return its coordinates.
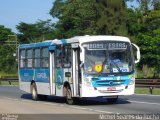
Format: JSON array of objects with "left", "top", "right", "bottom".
[
  {"left": 19, "top": 41, "right": 54, "bottom": 49},
  {"left": 19, "top": 68, "right": 49, "bottom": 83}
]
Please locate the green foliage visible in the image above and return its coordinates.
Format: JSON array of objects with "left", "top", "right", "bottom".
[
  {"left": 50, "top": 0, "right": 98, "bottom": 38},
  {"left": 50, "top": 0, "right": 129, "bottom": 38},
  {"left": 153, "top": 0, "right": 160, "bottom": 10},
  {"left": 137, "top": 33, "right": 160, "bottom": 77},
  {"left": 135, "top": 88, "right": 150, "bottom": 94},
  {"left": 137, "top": 34, "right": 159, "bottom": 63},
  {"left": 16, "top": 19, "right": 55, "bottom": 43},
  {"left": 125, "top": 1, "right": 160, "bottom": 77},
  {"left": 144, "top": 10, "right": 160, "bottom": 33},
  {"left": 0, "top": 25, "right": 17, "bottom": 73},
  {"left": 137, "top": 30, "right": 160, "bottom": 77},
  {"left": 0, "top": 81, "right": 19, "bottom": 86},
  {"left": 0, "top": 25, "right": 12, "bottom": 42},
  {"left": 96, "top": 0, "right": 128, "bottom": 35},
  {"left": 142, "top": 65, "right": 159, "bottom": 78},
  {"left": 135, "top": 88, "right": 160, "bottom": 95},
  {"left": 135, "top": 9, "right": 160, "bottom": 77},
  {"left": 126, "top": 8, "right": 143, "bottom": 36}
]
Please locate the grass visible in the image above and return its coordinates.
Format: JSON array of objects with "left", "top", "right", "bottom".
[
  {"left": 135, "top": 87, "right": 160, "bottom": 95},
  {"left": 0, "top": 72, "right": 18, "bottom": 85},
  {"left": 0, "top": 72, "right": 18, "bottom": 77},
  {"left": 0, "top": 81, "right": 19, "bottom": 86}
]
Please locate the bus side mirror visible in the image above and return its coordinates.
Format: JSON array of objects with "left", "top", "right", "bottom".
[{"left": 131, "top": 43, "right": 140, "bottom": 64}]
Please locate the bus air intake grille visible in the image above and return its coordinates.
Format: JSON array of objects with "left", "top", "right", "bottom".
[{"left": 94, "top": 80, "right": 125, "bottom": 87}]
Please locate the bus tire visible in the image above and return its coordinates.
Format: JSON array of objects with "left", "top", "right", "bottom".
[
  {"left": 65, "top": 86, "right": 75, "bottom": 105},
  {"left": 107, "top": 96, "right": 118, "bottom": 104},
  {"left": 31, "top": 83, "right": 39, "bottom": 101}
]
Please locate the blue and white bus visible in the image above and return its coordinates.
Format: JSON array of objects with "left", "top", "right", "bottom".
[{"left": 18, "top": 35, "right": 140, "bottom": 104}]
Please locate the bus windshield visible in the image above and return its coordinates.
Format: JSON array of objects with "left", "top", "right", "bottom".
[{"left": 82, "top": 41, "right": 134, "bottom": 75}]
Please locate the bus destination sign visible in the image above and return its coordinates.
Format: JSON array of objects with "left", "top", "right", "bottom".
[{"left": 87, "top": 42, "right": 127, "bottom": 50}]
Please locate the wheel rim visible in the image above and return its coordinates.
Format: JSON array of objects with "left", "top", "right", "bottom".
[
  {"left": 67, "top": 89, "right": 72, "bottom": 100},
  {"left": 32, "top": 85, "right": 37, "bottom": 100},
  {"left": 32, "top": 87, "right": 36, "bottom": 98},
  {"left": 66, "top": 88, "right": 74, "bottom": 104}
]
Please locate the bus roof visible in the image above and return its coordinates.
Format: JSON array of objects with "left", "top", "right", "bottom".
[
  {"left": 19, "top": 35, "right": 131, "bottom": 49},
  {"left": 19, "top": 40, "right": 53, "bottom": 49},
  {"left": 69, "top": 35, "right": 131, "bottom": 44},
  {"left": 19, "top": 38, "right": 79, "bottom": 49}
]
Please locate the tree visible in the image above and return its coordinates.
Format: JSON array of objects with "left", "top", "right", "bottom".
[
  {"left": 50, "top": 0, "right": 129, "bottom": 38},
  {"left": 144, "top": 10, "right": 160, "bottom": 33},
  {"left": 96, "top": 0, "right": 128, "bottom": 35},
  {"left": 0, "top": 25, "right": 17, "bottom": 73},
  {"left": 126, "top": 8, "right": 143, "bottom": 37},
  {"left": 153, "top": 0, "right": 160, "bottom": 10},
  {"left": 16, "top": 19, "right": 55, "bottom": 43},
  {"left": 127, "top": 0, "right": 160, "bottom": 77},
  {"left": 50, "top": 0, "right": 98, "bottom": 38},
  {"left": 135, "top": 9, "right": 160, "bottom": 77},
  {"left": 0, "top": 25, "right": 12, "bottom": 42}
]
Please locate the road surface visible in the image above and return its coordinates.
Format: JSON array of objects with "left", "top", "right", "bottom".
[{"left": 0, "top": 86, "right": 160, "bottom": 120}]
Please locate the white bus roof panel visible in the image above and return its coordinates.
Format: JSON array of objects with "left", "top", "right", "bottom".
[{"left": 70, "top": 35, "right": 131, "bottom": 45}]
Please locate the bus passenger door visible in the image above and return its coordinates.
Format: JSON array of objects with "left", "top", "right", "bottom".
[
  {"left": 72, "top": 43, "right": 80, "bottom": 97},
  {"left": 49, "top": 51, "right": 56, "bottom": 95}
]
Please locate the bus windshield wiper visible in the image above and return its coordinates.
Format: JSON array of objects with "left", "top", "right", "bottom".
[{"left": 110, "top": 61, "right": 122, "bottom": 74}]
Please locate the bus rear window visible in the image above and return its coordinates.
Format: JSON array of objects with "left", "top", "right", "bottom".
[{"left": 20, "top": 50, "right": 26, "bottom": 68}]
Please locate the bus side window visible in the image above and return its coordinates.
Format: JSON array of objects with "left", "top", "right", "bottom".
[
  {"left": 56, "top": 46, "right": 71, "bottom": 68},
  {"left": 41, "top": 47, "right": 49, "bottom": 68},
  {"left": 26, "top": 49, "right": 33, "bottom": 68},
  {"left": 56, "top": 46, "right": 63, "bottom": 68},
  {"left": 34, "top": 48, "right": 41, "bottom": 68},
  {"left": 63, "top": 46, "right": 71, "bottom": 68}
]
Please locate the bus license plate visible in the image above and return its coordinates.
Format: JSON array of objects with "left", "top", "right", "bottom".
[{"left": 107, "top": 87, "right": 116, "bottom": 91}]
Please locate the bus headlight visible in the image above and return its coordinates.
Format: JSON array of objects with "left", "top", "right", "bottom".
[
  {"left": 86, "top": 82, "right": 92, "bottom": 87},
  {"left": 83, "top": 78, "right": 92, "bottom": 87}
]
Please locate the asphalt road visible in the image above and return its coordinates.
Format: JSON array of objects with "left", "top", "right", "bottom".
[{"left": 0, "top": 86, "right": 160, "bottom": 119}]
